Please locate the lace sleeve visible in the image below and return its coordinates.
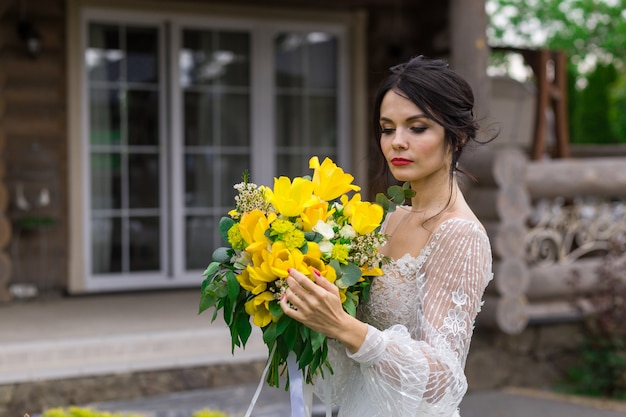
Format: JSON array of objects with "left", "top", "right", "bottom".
[{"left": 317, "top": 219, "right": 492, "bottom": 417}]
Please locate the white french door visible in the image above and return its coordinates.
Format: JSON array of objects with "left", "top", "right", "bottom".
[{"left": 80, "top": 9, "right": 349, "bottom": 291}]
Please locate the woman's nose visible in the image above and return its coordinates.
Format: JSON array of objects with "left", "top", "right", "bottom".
[{"left": 391, "top": 128, "right": 408, "bottom": 149}]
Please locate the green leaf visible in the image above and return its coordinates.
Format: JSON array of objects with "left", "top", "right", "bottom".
[
  {"left": 218, "top": 217, "right": 236, "bottom": 243},
  {"left": 340, "top": 262, "right": 363, "bottom": 286},
  {"left": 269, "top": 300, "right": 284, "bottom": 317},
  {"left": 310, "top": 330, "right": 326, "bottom": 353},
  {"left": 298, "top": 341, "right": 314, "bottom": 369},
  {"left": 225, "top": 271, "right": 240, "bottom": 305},
  {"left": 283, "top": 320, "right": 298, "bottom": 351},
  {"left": 236, "top": 312, "right": 252, "bottom": 347},
  {"left": 387, "top": 185, "right": 405, "bottom": 204},
  {"left": 212, "top": 247, "right": 231, "bottom": 264},
  {"left": 202, "top": 261, "right": 221, "bottom": 278},
  {"left": 275, "top": 314, "right": 291, "bottom": 337},
  {"left": 304, "top": 231, "right": 323, "bottom": 243},
  {"left": 263, "top": 322, "right": 278, "bottom": 346},
  {"left": 342, "top": 291, "right": 358, "bottom": 317},
  {"left": 198, "top": 292, "right": 218, "bottom": 315}
]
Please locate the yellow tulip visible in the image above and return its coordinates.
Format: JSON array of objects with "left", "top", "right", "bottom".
[
  {"left": 239, "top": 210, "right": 275, "bottom": 253},
  {"left": 266, "top": 176, "right": 318, "bottom": 217},
  {"left": 361, "top": 266, "right": 384, "bottom": 277},
  {"left": 236, "top": 269, "right": 267, "bottom": 295},
  {"left": 343, "top": 194, "right": 384, "bottom": 235},
  {"left": 244, "top": 291, "right": 277, "bottom": 327},
  {"left": 300, "top": 202, "right": 332, "bottom": 232},
  {"left": 309, "top": 156, "right": 360, "bottom": 201}
]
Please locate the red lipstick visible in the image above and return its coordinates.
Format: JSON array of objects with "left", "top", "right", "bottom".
[{"left": 391, "top": 158, "right": 412, "bottom": 166}]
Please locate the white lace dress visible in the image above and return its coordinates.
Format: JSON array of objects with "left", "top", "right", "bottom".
[{"left": 314, "top": 217, "right": 493, "bottom": 417}]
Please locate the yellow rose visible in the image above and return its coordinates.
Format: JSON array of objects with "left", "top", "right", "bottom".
[
  {"left": 244, "top": 291, "right": 276, "bottom": 327},
  {"left": 309, "top": 156, "right": 360, "bottom": 201},
  {"left": 266, "top": 176, "right": 318, "bottom": 217}
]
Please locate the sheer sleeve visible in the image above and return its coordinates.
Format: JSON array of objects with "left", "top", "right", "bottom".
[{"left": 314, "top": 219, "right": 492, "bottom": 417}]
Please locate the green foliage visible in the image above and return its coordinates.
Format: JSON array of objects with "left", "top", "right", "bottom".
[
  {"left": 42, "top": 407, "right": 144, "bottom": 417},
  {"left": 571, "top": 63, "right": 619, "bottom": 144},
  {"left": 609, "top": 73, "right": 626, "bottom": 141}
]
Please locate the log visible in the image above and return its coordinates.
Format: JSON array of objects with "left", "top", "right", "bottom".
[
  {"left": 493, "top": 221, "right": 527, "bottom": 259},
  {"left": 526, "top": 298, "right": 596, "bottom": 324},
  {"left": 497, "top": 185, "right": 531, "bottom": 223},
  {"left": 527, "top": 258, "right": 626, "bottom": 300},
  {"left": 459, "top": 145, "right": 496, "bottom": 187},
  {"left": 494, "top": 258, "right": 530, "bottom": 297},
  {"left": 526, "top": 158, "right": 626, "bottom": 199},
  {"left": 478, "top": 295, "right": 529, "bottom": 334},
  {"left": 492, "top": 147, "right": 527, "bottom": 187}
]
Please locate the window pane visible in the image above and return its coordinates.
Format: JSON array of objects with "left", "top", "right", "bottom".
[
  {"left": 128, "top": 154, "right": 159, "bottom": 208},
  {"left": 128, "top": 90, "right": 159, "bottom": 146},
  {"left": 275, "top": 33, "right": 304, "bottom": 88},
  {"left": 129, "top": 216, "right": 160, "bottom": 271},
  {"left": 219, "top": 93, "right": 250, "bottom": 147},
  {"left": 309, "top": 95, "right": 337, "bottom": 147},
  {"left": 181, "top": 30, "right": 215, "bottom": 86},
  {"left": 90, "top": 88, "right": 122, "bottom": 145},
  {"left": 91, "top": 153, "right": 121, "bottom": 210},
  {"left": 220, "top": 154, "right": 251, "bottom": 205},
  {"left": 126, "top": 27, "right": 159, "bottom": 83},
  {"left": 276, "top": 94, "right": 303, "bottom": 147},
  {"left": 185, "top": 153, "right": 214, "bottom": 207},
  {"left": 218, "top": 31, "right": 250, "bottom": 86},
  {"left": 306, "top": 35, "right": 337, "bottom": 89},
  {"left": 185, "top": 215, "right": 215, "bottom": 270},
  {"left": 87, "top": 23, "right": 121, "bottom": 82},
  {"left": 184, "top": 91, "right": 214, "bottom": 146},
  {"left": 276, "top": 154, "right": 310, "bottom": 178},
  {"left": 92, "top": 217, "right": 122, "bottom": 274}
]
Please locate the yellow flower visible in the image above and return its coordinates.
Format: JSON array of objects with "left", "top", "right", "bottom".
[
  {"left": 361, "top": 266, "right": 383, "bottom": 277},
  {"left": 246, "top": 242, "right": 308, "bottom": 285},
  {"left": 236, "top": 269, "right": 267, "bottom": 295},
  {"left": 300, "top": 202, "right": 332, "bottom": 232},
  {"left": 303, "top": 244, "right": 337, "bottom": 284},
  {"left": 245, "top": 291, "right": 276, "bottom": 327},
  {"left": 266, "top": 176, "right": 318, "bottom": 217},
  {"left": 331, "top": 243, "right": 350, "bottom": 264},
  {"left": 227, "top": 224, "right": 246, "bottom": 250},
  {"left": 239, "top": 210, "right": 275, "bottom": 253},
  {"left": 309, "top": 156, "right": 360, "bottom": 201},
  {"left": 282, "top": 229, "right": 305, "bottom": 250},
  {"left": 342, "top": 194, "right": 384, "bottom": 235},
  {"left": 271, "top": 219, "right": 295, "bottom": 234}
]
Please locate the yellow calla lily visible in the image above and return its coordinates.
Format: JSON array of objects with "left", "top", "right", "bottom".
[
  {"left": 309, "top": 156, "right": 360, "bottom": 201},
  {"left": 244, "top": 291, "right": 277, "bottom": 327},
  {"left": 266, "top": 176, "right": 318, "bottom": 217}
]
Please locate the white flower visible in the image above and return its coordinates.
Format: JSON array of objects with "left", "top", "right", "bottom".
[
  {"left": 318, "top": 240, "right": 333, "bottom": 254},
  {"left": 313, "top": 220, "right": 335, "bottom": 240},
  {"left": 339, "top": 225, "right": 357, "bottom": 239}
]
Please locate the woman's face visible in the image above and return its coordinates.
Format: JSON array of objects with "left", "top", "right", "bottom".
[{"left": 379, "top": 90, "right": 451, "bottom": 184}]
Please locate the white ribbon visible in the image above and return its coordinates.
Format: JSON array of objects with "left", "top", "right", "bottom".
[
  {"left": 243, "top": 344, "right": 276, "bottom": 417},
  {"left": 287, "top": 352, "right": 312, "bottom": 417}
]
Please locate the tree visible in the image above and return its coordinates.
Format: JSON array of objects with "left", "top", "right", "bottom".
[{"left": 487, "top": 0, "right": 626, "bottom": 75}]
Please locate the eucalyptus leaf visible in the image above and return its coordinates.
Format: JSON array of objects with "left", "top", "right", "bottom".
[
  {"left": 340, "top": 262, "right": 362, "bottom": 286},
  {"left": 218, "top": 217, "right": 236, "bottom": 243},
  {"left": 387, "top": 185, "right": 405, "bottom": 204},
  {"left": 212, "top": 247, "right": 231, "bottom": 264},
  {"left": 304, "top": 231, "right": 323, "bottom": 243},
  {"left": 202, "top": 261, "right": 220, "bottom": 278}
]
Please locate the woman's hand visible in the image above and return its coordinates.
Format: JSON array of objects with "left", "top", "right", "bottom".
[{"left": 279, "top": 268, "right": 368, "bottom": 354}]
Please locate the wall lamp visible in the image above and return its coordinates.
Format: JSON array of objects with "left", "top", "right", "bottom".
[{"left": 17, "top": 20, "right": 41, "bottom": 58}]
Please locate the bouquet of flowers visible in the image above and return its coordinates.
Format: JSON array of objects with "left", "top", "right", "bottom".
[{"left": 199, "top": 156, "right": 411, "bottom": 389}]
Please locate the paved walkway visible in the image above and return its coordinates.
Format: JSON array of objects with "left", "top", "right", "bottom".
[{"left": 2, "top": 290, "right": 625, "bottom": 416}]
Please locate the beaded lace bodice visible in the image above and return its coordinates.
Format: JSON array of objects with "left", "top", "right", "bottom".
[{"left": 314, "top": 216, "right": 493, "bottom": 417}]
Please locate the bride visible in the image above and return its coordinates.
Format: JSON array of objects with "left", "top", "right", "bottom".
[{"left": 279, "top": 55, "right": 494, "bottom": 417}]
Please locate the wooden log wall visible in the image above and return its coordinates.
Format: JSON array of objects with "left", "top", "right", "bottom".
[
  {"left": 466, "top": 146, "right": 531, "bottom": 334},
  {"left": 0, "top": 0, "right": 67, "bottom": 300}
]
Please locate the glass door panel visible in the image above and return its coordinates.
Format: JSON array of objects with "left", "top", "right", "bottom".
[
  {"left": 87, "top": 22, "right": 163, "bottom": 276},
  {"left": 274, "top": 32, "right": 339, "bottom": 178},
  {"left": 180, "top": 27, "right": 251, "bottom": 271}
]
